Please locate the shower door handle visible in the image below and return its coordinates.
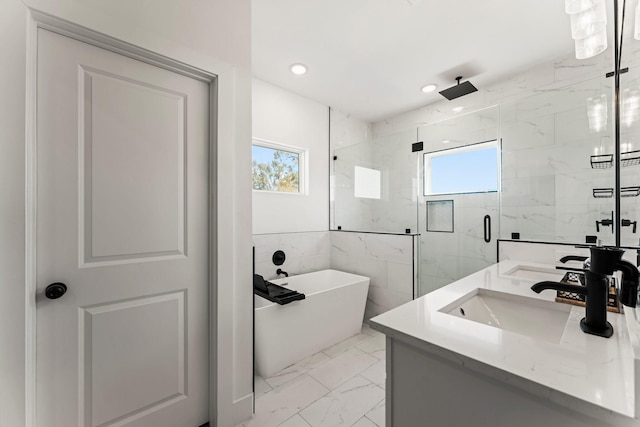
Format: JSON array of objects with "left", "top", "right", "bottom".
[{"left": 484, "top": 215, "right": 491, "bottom": 243}]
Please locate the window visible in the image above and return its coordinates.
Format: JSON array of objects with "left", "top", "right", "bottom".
[
  {"left": 354, "top": 166, "right": 381, "bottom": 199},
  {"left": 424, "top": 140, "right": 499, "bottom": 195},
  {"left": 252, "top": 139, "right": 306, "bottom": 194}
]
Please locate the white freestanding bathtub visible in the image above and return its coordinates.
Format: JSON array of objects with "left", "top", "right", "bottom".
[{"left": 254, "top": 269, "right": 370, "bottom": 377}]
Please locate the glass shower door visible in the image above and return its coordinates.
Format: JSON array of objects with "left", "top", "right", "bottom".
[{"left": 417, "top": 107, "right": 500, "bottom": 296}]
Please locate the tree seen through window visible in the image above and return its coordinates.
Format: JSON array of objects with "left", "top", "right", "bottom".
[{"left": 252, "top": 145, "right": 300, "bottom": 192}]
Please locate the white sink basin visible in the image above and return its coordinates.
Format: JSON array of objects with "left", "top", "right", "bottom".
[
  {"left": 501, "top": 264, "right": 566, "bottom": 282},
  {"left": 439, "top": 288, "right": 572, "bottom": 343}
]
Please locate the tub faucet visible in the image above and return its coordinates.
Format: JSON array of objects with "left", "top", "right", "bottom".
[
  {"left": 532, "top": 246, "right": 640, "bottom": 338},
  {"left": 276, "top": 268, "right": 289, "bottom": 277}
]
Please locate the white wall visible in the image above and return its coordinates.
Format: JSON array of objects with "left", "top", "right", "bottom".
[
  {"left": 253, "top": 78, "right": 330, "bottom": 233},
  {"left": 0, "top": 1, "right": 252, "bottom": 426},
  {"left": 0, "top": 3, "right": 28, "bottom": 427}
]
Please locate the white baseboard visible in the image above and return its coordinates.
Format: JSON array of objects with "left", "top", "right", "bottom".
[{"left": 232, "top": 393, "right": 254, "bottom": 425}]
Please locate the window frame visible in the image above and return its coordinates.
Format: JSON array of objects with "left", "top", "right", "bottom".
[
  {"left": 423, "top": 139, "right": 500, "bottom": 196},
  {"left": 251, "top": 138, "right": 308, "bottom": 195}
]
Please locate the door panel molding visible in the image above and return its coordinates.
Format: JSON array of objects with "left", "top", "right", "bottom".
[
  {"left": 25, "top": 9, "right": 220, "bottom": 427},
  {"left": 79, "top": 291, "right": 187, "bottom": 426},
  {"left": 79, "top": 65, "right": 188, "bottom": 266}
]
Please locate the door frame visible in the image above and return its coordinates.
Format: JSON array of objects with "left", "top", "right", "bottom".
[{"left": 25, "top": 9, "right": 225, "bottom": 426}]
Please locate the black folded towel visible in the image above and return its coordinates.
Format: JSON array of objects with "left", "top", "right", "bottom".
[{"left": 253, "top": 274, "right": 305, "bottom": 305}]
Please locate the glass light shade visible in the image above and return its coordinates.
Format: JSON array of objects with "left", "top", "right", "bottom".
[
  {"left": 622, "top": 88, "right": 640, "bottom": 128},
  {"left": 565, "top": 0, "right": 599, "bottom": 14},
  {"left": 570, "top": 1, "right": 606, "bottom": 39},
  {"left": 575, "top": 30, "right": 607, "bottom": 59},
  {"left": 587, "top": 94, "right": 607, "bottom": 133}
]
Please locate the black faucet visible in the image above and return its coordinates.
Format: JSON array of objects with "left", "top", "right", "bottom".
[
  {"left": 622, "top": 219, "right": 637, "bottom": 234},
  {"left": 559, "top": 255, "right": 588, "bottom": 263},
  {"left": 558, "top": 255, "right": 590, "bottom": 272},
  {"left": 531, "top": 246, "right": 639, "bottom": 338},
  {"left": 276, "top": 268, "right": 289, "bottom": 277},
  {"left": 596, "top": 218, "right": 614, "bottom": 233}
]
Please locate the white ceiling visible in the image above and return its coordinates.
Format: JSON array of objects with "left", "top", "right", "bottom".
[{"left": 252, "top": 0, "right": 575, "bottom": 123}]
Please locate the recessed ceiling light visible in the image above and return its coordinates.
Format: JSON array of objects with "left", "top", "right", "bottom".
[
  {"left": 452, "top": 106, "right": 464, "bottom": 113},
  {"left": 290, "top": 63, "right": 308, "bottom": 75},
  {"left": 442, "top": 139, "right": 450, "bottom": 144},
  {"left": 421, "top": 84, "right": 437, "bottom": 93}
]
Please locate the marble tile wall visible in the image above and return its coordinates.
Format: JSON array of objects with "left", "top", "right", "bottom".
[
  {"left": 333, "top": 129, "right": 420, "bottom": 234},
  {"left": 499, "top": 76, "right": 618, "bottom": 245},
  {"left": 330, "top": 231, "right": 416, "bottom": 320},
  {"left": 329, "top": 108, "right": 374, "bottom": 152},
  {"left": 619, "top": 67, "right": 640, "bottom": 248},
  {"left": 253, "top": 232, "right": 331, "bottom": 281},
  {"left": 419, "top": 192, "right": 499, "bottom": 296},
  {"left": 253, "top": 230, "right": 417, "bottom": 320},
  {"left": 418, "top": 106, "right": 498, "bottom": 152},
  {"left": 498, "top": 239, "right": 637, "bottom": 265},
  {"left": 333, "top": 142, "right": 375, "bottom": 232},
  {"left": 330, "top": 108, "right": 374, "bottom": 231},
  {"left": 369, "top": 130, "right": 420, "bottom": 234},
  {"left": 498, "top": 240, "right": 590, "bottom": 264}
]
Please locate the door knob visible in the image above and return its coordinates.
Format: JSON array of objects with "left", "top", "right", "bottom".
[{"left": 45, "top": 282, "right": 67, "bottom": 299}]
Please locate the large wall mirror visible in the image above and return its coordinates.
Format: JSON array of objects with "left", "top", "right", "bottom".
[
  {"left": 620, "top": 66, "right": 640, "bottom": 248},
  {"left": 333, "top": 72, "right": 639, "bottom": 249},
  {"left": 499, "top": 74, "right": 617, "bottom": 246}
]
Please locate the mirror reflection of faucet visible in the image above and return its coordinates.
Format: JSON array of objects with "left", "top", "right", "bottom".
[
  {"left": 558, "top": 255, "right": 590, "bottom": 273},
  {"left": 596, "top": 218, "right": 614, "bottom": 233},
  {"left": 596, "top": 210, "right": 614, "bottom": 233},
  {"left": 532, "top": 246, "right": 639, "bottom": 338},
  {"left": 622, "top": 219, "right": 637, "bottom": 234}
]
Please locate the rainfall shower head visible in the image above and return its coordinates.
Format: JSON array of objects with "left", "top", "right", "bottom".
[{"left": 439, "top": 76, "right": 478, "bottom": 100}]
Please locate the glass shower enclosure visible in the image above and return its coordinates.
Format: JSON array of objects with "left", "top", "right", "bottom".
[
  {"left": 332, "top": 107, "right": 501, "bottom": 298},
  {"left": 333, "top": 70, "right": 622, "bottom": 299},
  {"left": 416, "top": 107, "right": 500, "bottom": 296}
]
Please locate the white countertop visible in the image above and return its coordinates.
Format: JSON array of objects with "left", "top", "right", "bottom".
[{"left": 370, "top": 260, "right": 640, "bottom": 421}]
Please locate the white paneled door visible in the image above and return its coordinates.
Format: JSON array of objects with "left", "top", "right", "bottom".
[{"left": 35, "top": 29, "right": 210, "bottom": 427}]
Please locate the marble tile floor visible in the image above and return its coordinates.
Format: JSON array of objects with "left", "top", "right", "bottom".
[{"left": 236, "top": 323, "right": 386, "bottom": 427}]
